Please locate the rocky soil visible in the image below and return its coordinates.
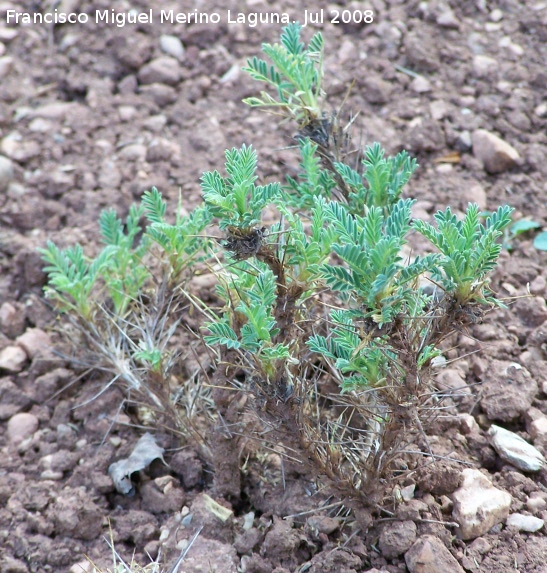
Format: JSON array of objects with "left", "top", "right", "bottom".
[{"left": 0, "top": 1, "right": 546, "bottom": 572}]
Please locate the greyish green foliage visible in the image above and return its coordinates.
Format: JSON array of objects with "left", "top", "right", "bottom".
[{"left": 41, "top": 22, "right": 514, "bottom": 501}]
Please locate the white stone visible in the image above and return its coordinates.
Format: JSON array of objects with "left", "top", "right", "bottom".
[
  {"left": 70, "top": 560, "right": 93, "bottom": 573},
  {"left": 535, "top": 103, "right": 547, "bottom": 118},
  {"left": 0, "top": 154, "right": 13, "bottom": 192},
  {"left": 472, "top": 55, "right": 498, "bottom": 78},
  {"left": 530, "top": 416, "right": 547, "bottom": 441},
  {"left": 410, "top": 76, "right": 431, "bottom": 93},
  {"left": 160, "top": 35, "right": 185, "bottom": 60},
  {"left": 16, "top": 328, "right": 51, "bottom": 359},
  {"left": 451, "top": 468, "right": 512, "bottom": 540},
  {"left": 7, "top": 412, "right": 39, "bottom": 444},
  {"left": 506, "top": 513, "right": 544, "bottom": 532},
  {"left": 472, "top": 129, "right": 520, "bottom": 174},
  {"left": 489, "top": 424, "right": 545, "bottom": 472},
  {"left": 436, "top": 9, "right": 459, "bottom": 28},
  {"left": 0, "top": 345, "right": 27, "bottom": 372},
  {"left": 489, "top": 9, "right": 504, "bottom": 21}
]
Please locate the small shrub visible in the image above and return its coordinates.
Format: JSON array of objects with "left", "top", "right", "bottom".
[{"left": 41, "top": 24, "right": 512, "bottom": 510}]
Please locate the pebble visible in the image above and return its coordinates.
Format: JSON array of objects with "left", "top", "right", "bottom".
[
  {"left": 506, "top": 513, "right": 544, "bottom": 532},
  {"left": 472, "top": 129, "right": 520, "bottom": 174},
  {"left": 117, "top": 105, "right": 138, "bottom": 121},
  {"left": 436, "top": 8, "right": 459, "bottom": 28},
  {"left": 0, "top": 133, "right": 40, "bottom": 163},
  {"left": 451, "top": 468, "right": 512, "bottom": 540},
  {"left": 138, "top": 56, "right": 181, "bottom": 86},
  {"left": 7, "top": 412, "right": 39, "bottom": 444},
  {"left": 436, "top": 369, "right": 468, "bottom": 393},
  {"left": 405, "top": 535, "right": 465, "bottom": 573},
  {"left": 529, "top": 275, "right": 546, "bottom": 296},
  {"left": 40, "top": 469, "right": 65, "bottom": 480},
  {"left": 410, "top": 76, "right": 432, "bottom": 93},
  {"left": 461, "top": 182, "right": 488, "bottom": 210},
  {"left": 361, "top": 75, "right": 393, "bottom": 104},
  {"left": 0, "top": 345, "right": 27, "bottom": 372},
  {"left": 0, "top": 28, "right": 18, "bottom": 42},
  {"left": 0, "top": 55, "right": 13, "bottom": 79},
  {"left": 455, "top": 130, "right": 473, "bottom": 152},
  {"left": 489, "top": 9, "right": 503, "bottom": 22},
  {"left": 70, "top": 561, "right": 92, "bottom": 573},
  {"left": 27, "top": 102, "right": 77, "bottom": 120},
  {"left": 0, "top": 154, "right": 13, "bottom": 192},
  {"left": 488, "top": 424, "right": 545, "bottom": 472},
  {"left": 118, "top": 143, "right": 147, "bottom": 161},
  {"left": 527, "top": 408, "right": 547, "bottom": 442},
  {"left": 526, "top": 493, "right": 547, "bottom": 513},
  {"left": 160, "top": 34, "right": 185, "bottom": 60},
  {"left": 380, "top": 520, "right": 417, "bottom": 559},
  {"left": 430, "top": 100, "right": 451, "bottom": 121},
  {"left": 535, "top": 103, "right": 547, "bottom": 118},
  {"left": 16, "top": 328, "right": 51, "bottom": 359},
  {"left": 307, "top": 516, "right": 340, "bottom": 535},
  {"left": 472, "top": 55, "right": 499, "bottom": 78}
]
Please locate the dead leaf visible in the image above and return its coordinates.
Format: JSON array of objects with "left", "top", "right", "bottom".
[{"left": 108, "top": 433, "right": 165, "bottom": 495}]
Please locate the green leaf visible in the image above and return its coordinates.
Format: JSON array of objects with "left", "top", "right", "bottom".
[
  {"left": 511, "top": 219, "right": 541, "bottom": 236},
  {"left": 533, "top": 231, "right": 547, "bottom": 251}
]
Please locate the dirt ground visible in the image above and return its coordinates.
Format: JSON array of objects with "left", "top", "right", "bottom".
[{"left": 0, "top": 0, "right": 546, "bottom": 572}]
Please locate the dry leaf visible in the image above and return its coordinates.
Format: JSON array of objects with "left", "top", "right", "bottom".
[{"left": 108, "top": 433, "right": 165, "bottom": 495}]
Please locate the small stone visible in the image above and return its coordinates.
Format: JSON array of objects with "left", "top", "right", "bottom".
[
  {"left": 529, "top": 416, "right": 547, "bottom": 442},
  {"left": 361, "top": 75, "right": 393, "bottom": 104},
  {"left": 472, "top": 55, "right": 499, "bottom": 78},
  {"left": 16, "top": 328, "right": 51, "bottom": 359},
  {"left": 0, "top": 28, "right": 18, "bottom": 42},
  {"left": 529, "top": 275, "right": 546, "bottom": 296},
  {"left": 117, "top": 105, "right": 137, "bottom": 121},
  {"left": 160, "top": 35, "right": 185, "bottom": 60},
  {"left": 0, "top": 301, "right": 25, "bottom": 338},
  {"left": 489, "top": 425, "right": 545, "bottom": 472},
  {"left": 401, "top": 484, "right": 416, "bottom": 501},
  {"left": 0, "top": 557, "right": 29, "bottom": 573},
  {"left": 405, "top": 535, "right": 465, "bottom": 573},
  {"left": 526, "top": 493, "right": 547, "bottom": 513},
  {"left": 451, "top": 468, "right": 512, "bottom": 540},
  {"left": 0, "top": 345, "right": 27, "bottom": 372},
  {"left": 220, "top": 63, "right": 241, "bottom": 84},
  {"left": 307, "top": 516, "right": 340, "bottom": 535},
  {"left": 461, "top": 183, "right": 487, "bottom": 211},
  {"left": 28, "top": 102, "right": 77, "bottom": 120},
  {"left": 7, "top": 412, "right": 39, "bottom": 444},
  {"left": 139, "top": 83, "right": 178, "bottom": 106},
  {"left": 472, "top": 129, "right": 520, "bottom": 174},
  {"left": 40, "top": 470, "right": 64, "bottom": 480},
  {"left": 436, "top": 369, "right": 468, "bottom": 393},
  {"left": 0, "top": 55, "right": 13, "bottom": 79},
  {"left": 0, "top": 133, "right": 40, "bottom": 163},
  {"left": 506, "top": 513, "right": 544, "bottom": 532},
  {"left": 380, "top": 520, "right": 417, "bottom": 559},
  {"left": 534, "top": 103, "right": 547, "bottom": 118},
  {"left": 430, "top": 100, "right": 451, "bottom": 121},
  {"left": 70, "top": 560, "right": 92, "bottom": 573},
  {"left": 138, "top": 57, "right": 181, "bottom": 86},
  {"left": 455, "top": 130, "right": 472, "bottom": 152},
  {"left": 489, "top": 9, "right": 503, "bottom": 21},
  {"left": 0, "top": 154, "right": 13, "bottom": 192},
  {"left": 459, "top": 414, "right": 479, "bottom": 435},
  {"left": 436, "top": 9, "right": 459, "bottom": 28},
  {"left": 119, "top": 144, "right": 147, "bottom": 161},
  {"left": 410, "top": 76, "right": 432, "bottom": 93}
]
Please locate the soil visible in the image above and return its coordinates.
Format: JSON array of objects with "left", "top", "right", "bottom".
[{"left": 1, "top": 1, "right": 546, "bottom": 572}]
